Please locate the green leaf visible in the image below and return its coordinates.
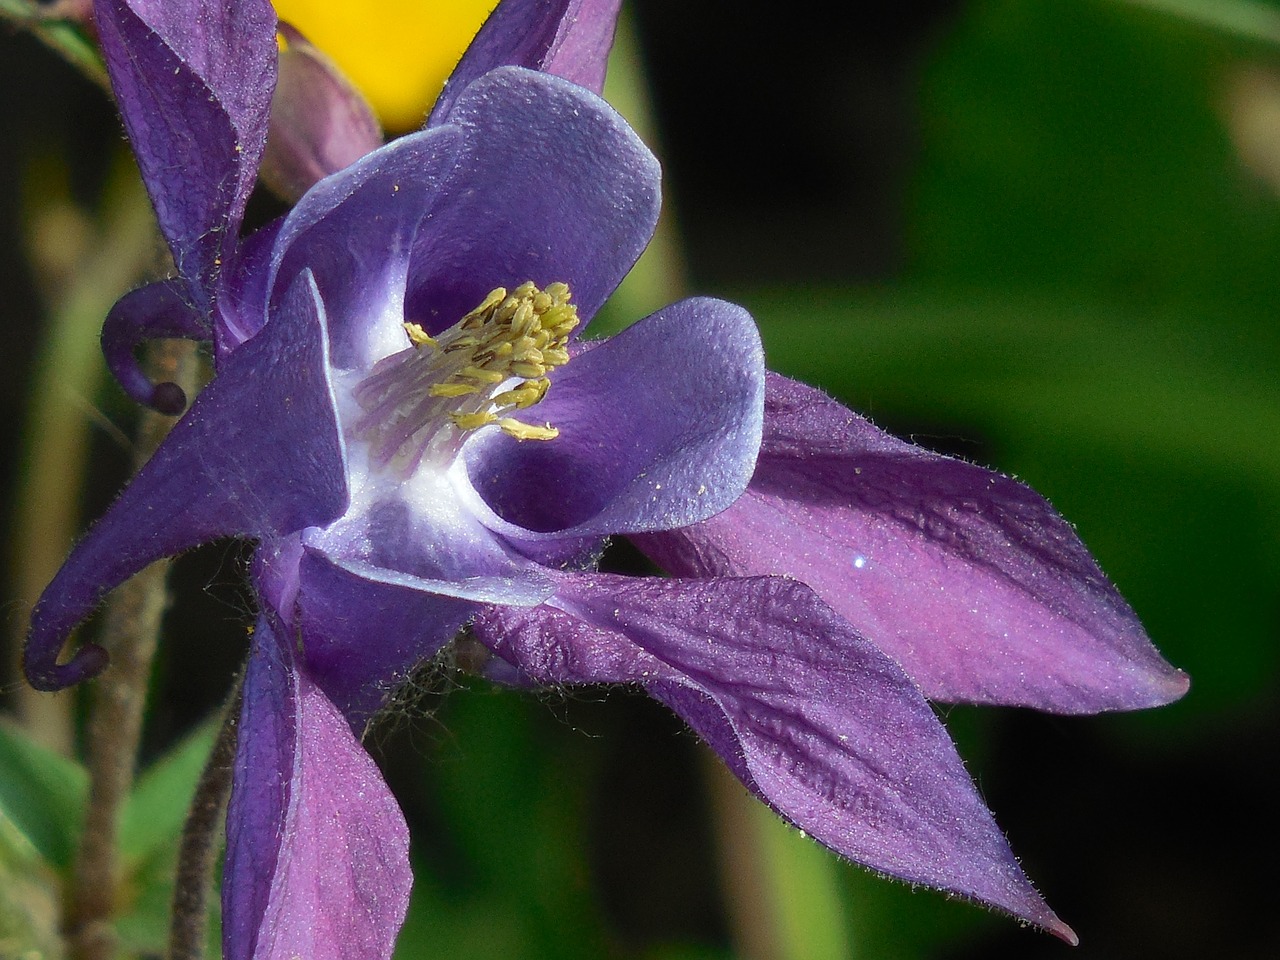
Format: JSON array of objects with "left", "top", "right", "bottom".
[
  {"left": 0, "top": 719, "right": 87, "bottom": 869},
  {"left": 119, "top": 720, "right": 218, "bottom": 866},
  {"left": 1120, "top": 0, "right": 1280, "bottom": 46},
  {"left": 1, "top": 807, "right": 65, "bottom": 960}
]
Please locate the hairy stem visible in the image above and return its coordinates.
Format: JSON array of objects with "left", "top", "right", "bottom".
[
  {"left": 67, "top": 338, "right": 199, "bottom": 960},
  {"left": 169, "top": 673, "right": 245, "bottom": 960}
]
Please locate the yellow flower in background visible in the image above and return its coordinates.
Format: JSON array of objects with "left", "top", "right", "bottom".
[{"left": 272, "top": 0, "right": 499, "bottom": 131}]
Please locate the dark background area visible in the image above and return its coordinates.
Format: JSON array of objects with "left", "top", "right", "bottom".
[{"left": 2, "top": 1, "right": 1276, "bottom": 958}]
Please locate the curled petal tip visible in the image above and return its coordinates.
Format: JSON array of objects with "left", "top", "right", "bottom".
[
  {"left": 23, "top": 641, "right": 109, "bottom": 692},
  {"left": 101, "top": 281, "right": 206, "bottom": 412},
  {"left": 149, "top": 381, "right": 189, "bottom": 415}
]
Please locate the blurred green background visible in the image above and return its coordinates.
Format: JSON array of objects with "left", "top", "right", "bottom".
[{"left": 2, "top": 1, "right": 1276, "bottom": 958}]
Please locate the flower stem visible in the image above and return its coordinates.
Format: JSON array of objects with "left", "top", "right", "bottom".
[
  {"left": 704, "top": 757, "right": 854, "bottom": 960},
  {"left": 169, "top": 672, "right": 244, "bottom": 960},
  {"left": 67, "top": 338, "right": 199, "bottom": 960}
]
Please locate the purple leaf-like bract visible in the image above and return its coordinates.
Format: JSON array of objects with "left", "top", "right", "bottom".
[{"left": 27, "top": 1, "right": 1188, "bottom": 956}]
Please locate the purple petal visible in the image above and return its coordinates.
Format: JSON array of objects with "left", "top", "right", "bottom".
[
  {"left": 267, "top": 127, "right": 464, "bottom": 371},
  {"left": 100, "top": 279, "right": 207, "bottom": 413},
  {"left": 301, "top": 473, "right": 557, "bottom": 608},
  {"left": 218, "top": 217, "right": 283, "bottom": 353},
  {"left": 541, "top": 0, "right": 625, "bottom": 92},
  {"left": 224, "top": 616, "right": 411, "bottom": 960},
  {"left": 463, "top": 297, "right": 764, "bottom": 539},
  {"left": 429, "top": 0, "right": 622, "bottom": 125},
  {"left": 634, "top": 374, "right": 1189, "bottom": 713},
  {"left": 475, "top": 573, "right": 1075, "bottom": 942},
  {"left": 261, "top": 23, "right": 384, "bottom": 203},
  {"left": 407, "top": 67, "right": 660, "bottom": 333},
  {"left": 94, "top": 0, "right": 276, "bottom": 305},
  {"left": 292, "top": 546, "right": 475, "bottom": 726},
  {"left": 23, "top": 271, "right": 345, "bottom": 691}
]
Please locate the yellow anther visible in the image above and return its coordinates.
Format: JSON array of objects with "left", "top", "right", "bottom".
[
  {"left": 354, "top": 280, "right": 577, "bottom": 464},
  {"left": 429, "top": 382, "right": 478, "bottom": 398},
  {"left": 403, "top": 322, "right": 437, "bottom": 349},
  {"left": 452, "top": 411, "right": 497, "bottom": 430},
  {"left": 499, "top": 419, "right": 559, "bottom": 441},
  {"left": 504, "top": 360, "right": 545, "bottom": 378},
  {"left": 460, "top": 366, "right": 507, "bottom": 384}
]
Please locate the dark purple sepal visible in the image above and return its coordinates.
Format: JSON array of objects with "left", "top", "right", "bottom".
[
  {"left": 23, "top": 271, "right": 346, "bottom": 691},
  {"left": 293, "top": 547, "right": 475, "bottom": 727},
  {"left": 464, "top": 297, "right": 764, "bottom": 538},
  {"left": 635, "top": 374, "right": 1189, "bottom": 714},
  {"left": 100, "top": 279, "right": 207, "bottom": 413},
  {"left": 118, "top": 0, "right": 277, "bottom": 160},
  {"left": 93, "top": 0, "right": 276, "bottom": 310},
  {"left": 475, "top": 572, "right": 1075, "bottom": 943},
  {"left": 428, "top": 0, "right": 622, "bottom": 125},
  {"left": 408, "top": 67, "right": 659, "bottom": 334},
  {"left": 224, "top": 614, "right": 411, "bottom": 960}
]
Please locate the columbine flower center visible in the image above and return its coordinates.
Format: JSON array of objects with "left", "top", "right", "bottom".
[{"left": 351, "top": 281, "right": 578, "bottom": 472}]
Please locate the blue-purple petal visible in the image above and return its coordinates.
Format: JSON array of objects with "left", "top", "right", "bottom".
[
  {"left": 224, "top": 616, "right": 411, "bottom": 960},
  {"left": 464, "top": 297, "right": 764, "bottom": 539},
  {"left": 634, "top": 374, "right": 1189, "bottom": 713},
  {"left": 407, "top": 67, "right": 660, "bottom": 333},
  {"left": 474, "top": 572, "right": 1075, "bottom": 942},
  {"left": 293, "top": 547, "right": 476, "bottom": 726},
  {"left": 24, "top": 271, "right": 346, "bottom": 691},
  {"left": 301, "top": 474, "right": 557, "bottom": 608},
  {"left": 429, "top": 0, "right": 621, "bottom": 125},
  {"left": 94, "top": 0, "right": 276, "bottom": 308},
  {"left": 267, "top": 128, "right": 464, "bottom": 371}
]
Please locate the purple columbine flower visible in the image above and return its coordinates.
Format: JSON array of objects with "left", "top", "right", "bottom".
[{"left": 25, "top": 1, "right": 1187, "bottom": 957}]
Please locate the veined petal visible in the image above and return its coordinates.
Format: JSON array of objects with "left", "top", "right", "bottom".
[
  {"left": 407, "top": 67, "right": 660, "bottom": 334},
  {"left": 463, "top": 297, "right": 764, "bottom": 540},
  {"left": 224, "top": 615, "right": 411, "bottom": 960},
  {"left": 429, "top": 0, "right": 622, "bottom": 125},
  {"left": 474, "top": 573, "right": 1074, "bottom": 942},
  {"left": 100, "top": 279, "right": 207, "bottom": 413},
  {"left": 24, "top": 271, "right": 345, "bottom": 691},
  {"left": 634, "top": 374, "right": 1189, "bottom": 713},
  {"left": 293, "top": 547, "right": 476, "bottom": 726},
  {"left": 268, "top": 127, "right": 465, "bottom": 371},
  {"left": 117, "top": 0, "right": 277, "bottom": 153},
  {"left": 94, "top": 0, "right": 276, "bottom": 307}
]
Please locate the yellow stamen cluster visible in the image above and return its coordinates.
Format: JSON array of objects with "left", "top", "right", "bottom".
[
  {"left": 421, "top": 281, "right": 576, "bottom": 439},
  {"left": 351, "top": 281, "right": 577, "bottom": 471}
]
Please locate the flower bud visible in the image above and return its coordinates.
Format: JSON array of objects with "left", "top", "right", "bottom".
[{"left": 260, "top": 22, "right": 384, "bottom": 203}]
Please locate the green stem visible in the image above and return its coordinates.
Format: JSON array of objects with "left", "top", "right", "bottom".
[
  {"left": 169, "top": 673, "right": 244, "bottom": 960},
  {"left": 704, "top": 758, "right": 854, "bottom": 960}
]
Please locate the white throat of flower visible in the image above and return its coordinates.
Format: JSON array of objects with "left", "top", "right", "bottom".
[{"left": 351, "top": 281, "right": 577, "bottom": 474}]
